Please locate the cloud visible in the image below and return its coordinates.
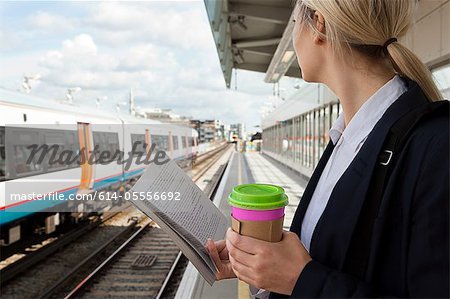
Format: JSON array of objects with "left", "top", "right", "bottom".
[
  {"left": 37, "top": 34, "right": 180, "bottom": 93},
  {"left": 62, "top": 34, "right": 97, "bottom": 55},
  {"left": 0, "top": 1, "right": 282, "bottom": 132},
  {"left": 86, "top": 2, "right": 212, "bottom": 50},
  {"left": 0, "top": 27, "right": 22, "bottom": 51},
  {"left": 28, "top": 10, "right": 79, "bottom": 32},
  {"left": 118, "top": 43, "right": 177, "bottom": 72},
  {"left": 39, "top": 34, "right": 120, "bottom": 88}
]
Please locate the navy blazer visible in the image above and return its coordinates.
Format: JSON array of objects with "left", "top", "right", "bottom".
[{"left": 270, "top": 79, "right": 449, "bottom": 298}]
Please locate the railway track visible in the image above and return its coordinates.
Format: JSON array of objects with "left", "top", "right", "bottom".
[
  {"left": 56, "top": 224, "right": 179, "bottom": 299},
  {"left": 192, "top": 143, "right": 230, "bottom": 182},
  {"left": 47, "top": 144, "right": 231, "bottom": 299},
  {"left": 0, "top": 143, "right": 232, "bottom": 299},
  {"left": 0, "top": 204, "right": 133, "bottom": 285},
  {"left": 0, "top": 206, "right": 145, "bottom": 298}
]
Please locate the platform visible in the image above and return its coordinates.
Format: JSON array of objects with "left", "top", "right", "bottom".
[{"left": 175, "top": 151, "right": 309, "bottom": 299}]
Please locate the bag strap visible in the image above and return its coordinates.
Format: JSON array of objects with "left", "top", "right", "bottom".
[{"left": 345, "top": 100, "right": 449, "bottom": 279}]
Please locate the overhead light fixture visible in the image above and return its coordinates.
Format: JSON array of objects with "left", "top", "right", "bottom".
[
  {"left": 228, "top": 15, "right": 247, "bottom": 33},
  {"left": 234, "top": 50, "right": 244, "bottom": 64},
  {"left": 281, "top": 50, "right": 295, "bottom": 63},
  {"left": 265, "top": 12, "right": 298, "bottom": 83},
  {"left": 237, "top": 16, "right": 247, "bottom": 31}
]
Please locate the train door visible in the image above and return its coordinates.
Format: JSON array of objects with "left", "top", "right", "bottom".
[
  {"left": 77, "top": 123, "right": 94, "bottom": 191},
  {"left": 168, "top": 131, "right": 173, "bottom": 158},
  {"left": 145, "top": 129, "right": 151, "bottom": 157},
  {"left": 184, "top": 134, "right": 188, "bottom": 158}
]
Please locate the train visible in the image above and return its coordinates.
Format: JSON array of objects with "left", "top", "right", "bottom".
[{"left": 0, "top": 88, "right": 198, "bottom": 245}]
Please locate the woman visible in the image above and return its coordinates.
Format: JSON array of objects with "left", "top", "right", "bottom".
[{"left": 206, "top": 0, "right": 449, "bottom": 297}]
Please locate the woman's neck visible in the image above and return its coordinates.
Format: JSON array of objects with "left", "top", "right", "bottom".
[{"left": 324, "top": 58, "right": 396, "bottom": 127}]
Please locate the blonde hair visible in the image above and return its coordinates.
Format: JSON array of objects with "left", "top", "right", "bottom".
[{"left": 296, "top": 0, "right": 443, "bottom": 101}]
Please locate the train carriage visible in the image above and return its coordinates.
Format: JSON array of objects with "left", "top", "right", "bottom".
[{"left": 0, "top": 88, "right": 198, "bottom": 245}]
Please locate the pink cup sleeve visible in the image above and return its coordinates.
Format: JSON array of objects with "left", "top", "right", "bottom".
[{"left": 232, "top": 206, "right": 285, "bottom": 221}]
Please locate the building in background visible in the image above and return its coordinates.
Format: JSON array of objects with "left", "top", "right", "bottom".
[
  {"left": 136, "top": 109, "right": 230, "bottom": 144},
  {"left": 190, "top": 119, "right": 225, "bottom": 143},
  {"left": 228, "top": 123, "right": 246, "bottom": 141},
  {"left": 136, "top": 108, "right": 192, "bottom": 126}
]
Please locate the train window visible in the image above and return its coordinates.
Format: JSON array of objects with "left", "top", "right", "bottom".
[
  {"left": 65, "top": 131, "right": 80, "bottom": 167},
  {"left": 45, "top": 131, "right": 68, "bottom": 170},
  {"left": 131, "top": 134, "right": 146, "bottom": 156},
  {"left": 188, "top": 137, "right": 194, "bottom": 147},
  {"left": 13, "top": 130, "right": 44, "bottom": 176},
  {"left": 105, "top": 133, "right": 120, "bottom": 160},
  {"left": 2, "top": 128, "right": 80, "bottom": 181},
  {"left": 93, "top": 132, "right": 103, "bottom": 148},
  {"left": 172, "top": 135, "right": 179, "bottom": 150},
  {"left": 43, "top": 130, "right": 79, "bottom": 169},
  {"left": 0, "top": 127, "right": 5, "bottom": 182},
  {"left": 182, "top": 136, "right": 187, "bottom": 148},
  {"left": 151, "top": 135, "right": 168, "bottom": 151},
  {"left": 107, "top": 133, "right": 119, "bottom": 150},
  {"left": 93, "top": 132, "right": 105, "bottom": 161},
  {"left": 93, "top": 132, "right": 120, "bottom": 162}
]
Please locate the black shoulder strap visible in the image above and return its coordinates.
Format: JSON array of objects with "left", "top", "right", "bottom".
[{"left": 345, "top": 100, "right": 449, "bottom": 279}]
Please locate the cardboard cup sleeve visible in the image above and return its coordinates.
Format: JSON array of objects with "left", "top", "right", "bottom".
[{"left": 231, "top": 215, "right": 284, "bottom": 242}]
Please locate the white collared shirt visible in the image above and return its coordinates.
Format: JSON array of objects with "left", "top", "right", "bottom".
[
  {"left": 250, "top": 75, "right": 407, "bottom": 299},
  {"left": 300, "top": 75, "right": 407, "bottom": 252}
]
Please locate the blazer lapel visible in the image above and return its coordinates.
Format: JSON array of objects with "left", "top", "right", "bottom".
[
  {"left": 290, "top": 139, "right": 335, "bottom": 236},
  {"left": 305, "top": 79, "right": 429, "bottom": 269}
]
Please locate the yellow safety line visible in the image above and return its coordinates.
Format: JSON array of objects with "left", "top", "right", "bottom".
[
  {"left": 237, "top": 153, "right": 249, "bottom": 299},
  {"left": 238, "top": 152, "right": 242, "bottom": 185}
]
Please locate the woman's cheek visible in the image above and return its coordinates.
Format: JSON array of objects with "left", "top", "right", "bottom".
[
  {"left": 293, "top": 44, "right": 305, "bottom": 77},
  {"left": 293, "top": 28, "right": 313, "bottom": 81},
  {"left": 298, "top": 55, "right": 311, "bottom": 82}
]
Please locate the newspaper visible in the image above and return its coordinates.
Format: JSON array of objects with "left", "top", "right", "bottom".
[{"left": 129, "top": 159, "right": 229, "bottom": 285}]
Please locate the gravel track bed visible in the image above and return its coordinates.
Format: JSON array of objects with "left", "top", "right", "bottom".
[
  {"left": 78, "top": 227, "right": 180, "bottom": 299},
  {"left": 1, "top": 146, "right": 229, "bottom": 298},
  {"left": 0, "top": 208, "right": 144, "bottom": 299}
]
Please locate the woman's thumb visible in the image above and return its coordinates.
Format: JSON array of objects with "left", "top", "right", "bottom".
[{"left": 207, "top": 239, "right": 222, "bottom": 271}]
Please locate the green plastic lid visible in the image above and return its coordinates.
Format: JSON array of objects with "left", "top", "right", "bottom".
[{"left": 227, "top": 184, "right": 289, "bottom": 210}]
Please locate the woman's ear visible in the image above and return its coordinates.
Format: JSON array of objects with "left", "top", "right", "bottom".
[{"left": 313, "top": 11, "right": 326, "bottom": 45}]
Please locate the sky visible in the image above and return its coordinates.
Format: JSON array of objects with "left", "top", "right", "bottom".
[{"left": 0, "top": 0, "right": 299, "bottom": 133}]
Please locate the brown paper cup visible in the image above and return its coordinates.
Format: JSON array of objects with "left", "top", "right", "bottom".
[{"left": 231, "top": 215, "right": 284, "bottom": 242}]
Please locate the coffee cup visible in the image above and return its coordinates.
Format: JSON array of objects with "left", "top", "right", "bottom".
[{"left": 228, "top": 184, "right": 288, "bottom": 242}]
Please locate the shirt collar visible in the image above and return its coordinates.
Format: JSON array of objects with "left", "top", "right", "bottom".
[
  {"left": 328, "top": 75, "right": 407, "bottom": 149},
  {"left": 329, "top": 114, "right": 345, "bottom": 145}
]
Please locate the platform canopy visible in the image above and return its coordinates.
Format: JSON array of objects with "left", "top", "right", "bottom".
[{"left": 204, "top": 0, "right": 301, "bottom": 88}]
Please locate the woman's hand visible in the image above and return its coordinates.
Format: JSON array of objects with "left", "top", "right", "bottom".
[
  {"left": 226, "top": 228, "right": 312, "bottom": 295},
  {"left": 206, "top": 238, "right": 237, "bottom": 280}
]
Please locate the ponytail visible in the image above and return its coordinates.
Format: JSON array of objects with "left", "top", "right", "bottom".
[
  {"left": 387, "top": 42, "right": 443, "bottom": 102},
  {"left": 296, "top": 0, "right": 444, "bottom": 102}
]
